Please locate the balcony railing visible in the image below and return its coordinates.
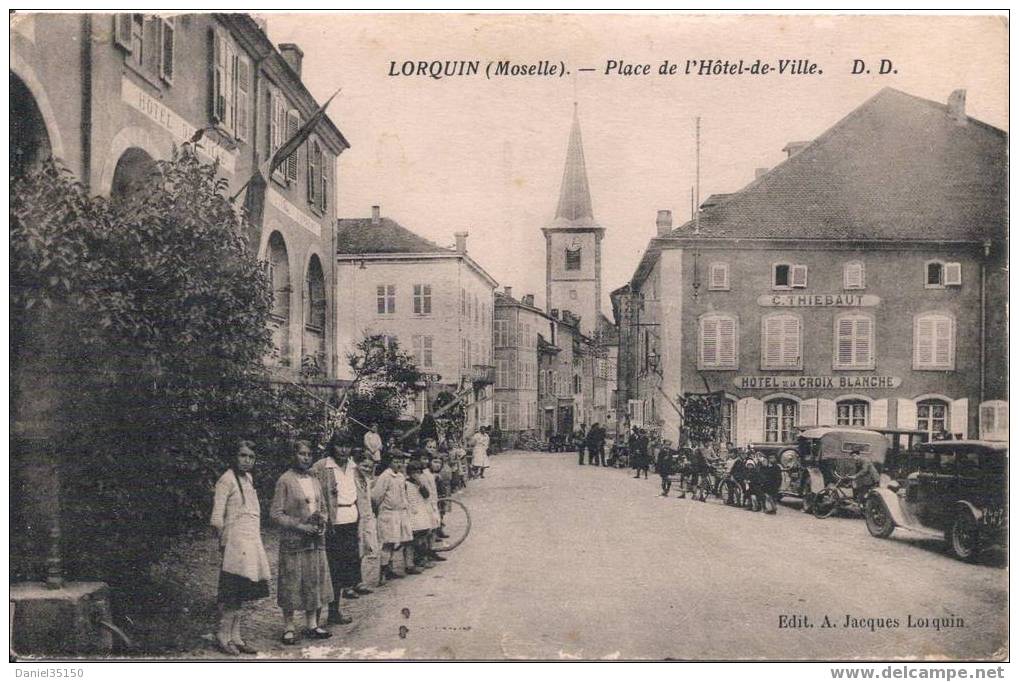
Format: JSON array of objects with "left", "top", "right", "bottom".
[{"left": 463, "top": 364, "right": 495, "bottom": 386}]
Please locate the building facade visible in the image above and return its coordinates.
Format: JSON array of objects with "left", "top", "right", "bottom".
[
  {"left": 11, "top": 13, "right": 348, "bottom": 379},
  {"left": 620, "top": 88, "right": 1007, "bottom": 446},
  {"left": 335, "top": 209, "right": 498, "bottom": 433},
  {"left": 493, "top": 289, "right": 550, "bottom": 440}
]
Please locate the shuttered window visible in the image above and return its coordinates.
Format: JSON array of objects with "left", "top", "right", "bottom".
[
  {"left": 844, "top": 262, "right": 865, "bottom": 289},
  {"left": 791, "top": 264, "right": 808, "bottom": 288},
  {"left": 234, "top": 55, "right": 250, "bottom": 141},
  {"left": 913, "top": 313, "right": 954, "bottom": 370},
  {"left": 773, "top": 263, "right": 807, "bottom": 289},
  {"left": 700, "top": 314, "right": 737, "bottom": 369},
  {"left": 708, "top": 262, "right": 729, "bottom": 291},
  {"left": 285, "top": 109, "right": 300, "bottom": 182},
  {"left": 114, "top": 14, "right": 133, "bottom": 50},
  {"left": 944, "top": 262, "right": 962, "bottom": 286},
  {"left": 159, "top": 17, "right": 174, "bottom": 83},
  {"left": 307, "top": 140, "right": 319, "bottom": 205},
  {"left": 833, "top": 314, "right": 874, "bottom": 369},
  {"left": 761, "top": 314, "right": 801, "bottom": 370}
]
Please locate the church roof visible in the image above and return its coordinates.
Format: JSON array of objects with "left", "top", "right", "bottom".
[{"left": 549, "top": 106, "right": 601, "bottom": 229}]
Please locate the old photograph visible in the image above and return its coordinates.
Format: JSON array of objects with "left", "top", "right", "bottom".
[{"left": 9, "top": 11, "right": 1008, "bottom": 664}]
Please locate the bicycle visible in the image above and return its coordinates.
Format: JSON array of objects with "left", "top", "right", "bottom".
[
  {"left": 812, "top": 473, "right": 865, "bottom": 519},
  {"left": 433, "top": 497, "right": 472, "bottom": 552}
]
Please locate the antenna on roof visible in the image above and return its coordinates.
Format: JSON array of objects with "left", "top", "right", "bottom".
[{"left": 694, "top": 116, "right": 701, "bottom": 236}]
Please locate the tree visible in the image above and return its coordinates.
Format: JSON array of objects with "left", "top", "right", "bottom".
[
  {"left": 341, "top": 334, "right": 423, "bottom": 445},
  {"left": 10, "top": 151, "right": 322, "bottom": 588},
  {"left": 679, "top": 391, "right": 724, "bottom": 445}
]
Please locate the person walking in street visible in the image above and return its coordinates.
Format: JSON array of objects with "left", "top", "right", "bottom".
[
  {"left": 655, "top": 439, "right": 676, "bottom": 496},
  {"left": 363, "top": 423, "right": 383, "bottom": 465},
  {"left": 760, "top": 452, "right": 783, "bottom": 514},
  {"left": 371, "top": 451, "right": 413, "bottom": 583},
  {"left": 587, "top": 423, "right": 606, "bottom": 466},
  {"left": 632, "top": 428, "right": 650, "bottom": 479},
  {"left": 353, "top": 451, "right": 380, "bottom": 594},
  {"left": 471, "top": 427, "right": 490, "bottom": 478},
  {"left": 311, "top": 439, "right": 364, "bottom": 626},
  {"left": 209, "top": 440, "right": 271, "bottom": 656},
  {"left": 574, "top": 424, "right": 588, "bottom": 465},
  {"left": 270, "top": 440, "right": 333, "bottom": 645}
]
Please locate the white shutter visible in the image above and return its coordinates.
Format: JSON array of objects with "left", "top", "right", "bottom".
[
  {"left": 800, "top": 398, "right": 819, "bottom": 427},
  {"left": 737, "top": 397, "right": 763, "bottom": 446},
  {"left": 791, "top": 264, "right": 808, "bottom": 288},
  {"left": 944, "top": 262, "right": 962, "bottom": 286},
  {"left": 718, "top": 317, "right": 736, "bottom": 367},
  {"left": 934, "top": 317, "right": 954, "bottom": 368},
  {"left": 211, "top": 30, "right": 226, "bottom": 122},
  {"left": 817, "top": 399, "right": 836, "bottom": 427},
  {"left": 950, "top": 398, "right": 968, "bottom": 439},
  {"left": 836, "top": 318, "right": 854, "bottom": 367},
  {"left": 897, "top": 399, "right": 917, "bottom": 431},
  {"left": 871, "top": 399, "right": 888, "bottom": 428},
  {"left": 701, "top": 318, "right": 718, "bottom": 367},
  {"left": 159, "top": 17, "right": 174, "bottom": 83},
  {"left": 763, "top": 316, "right": 782, "bottom": 368},
  {"left": 782, "top": 316, "right": 801, "bottom": 367},
  {"left": 855, "top": 317, "right": 873, "bottom": 367},
  {"left": 844, "top": 262, "right": 864, "bottom": 289},
  {"left": 709, "top": 263, "right": 729, "bottom": 290},
  {"left": 224, "top": 41, "right": 236, "bottom": 132},
  {"left": 914, "top": 316, "right": 934, "bottom": 368}
]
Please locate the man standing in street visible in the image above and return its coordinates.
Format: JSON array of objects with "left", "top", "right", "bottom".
[{"left": 575, "top": 424, "right": 588, "bottom": 465}]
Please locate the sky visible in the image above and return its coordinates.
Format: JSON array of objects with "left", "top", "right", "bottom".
[{"left": 265, "top": 13, "right": 1007, "bottom": 314}]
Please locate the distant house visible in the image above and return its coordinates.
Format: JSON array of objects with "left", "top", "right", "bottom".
[{"left": 335, "top": 207, "right": 498, "bottom": 433}]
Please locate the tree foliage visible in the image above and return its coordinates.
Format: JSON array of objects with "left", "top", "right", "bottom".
[
  {"left": 340, "top": 334, "right": 423, "bottom": 445},
  {"left": 10, "top": 152, "right": 325, "bottom": 587},
  {"left": 680, "top": 392, "right": 724, "bottom": 445}
]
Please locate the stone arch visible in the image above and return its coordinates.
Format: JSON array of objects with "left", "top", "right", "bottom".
[
  {"left": 10, "top": 72, "right": 53, "bottom": 178},
  {"left": 301, "top": 253, "right": 327, "bottom": 375},
  {"left": 267, "top": 231, "right": 293, "bottom": 367},
  {"left": 9, "top": 55, "right": 66, "bottom": 163},
  {"left": 110, "top": 147, "right": 158, "bottom": 202},
  {"left": 97, "top": 126, "right": 170, "bottom": 197}
]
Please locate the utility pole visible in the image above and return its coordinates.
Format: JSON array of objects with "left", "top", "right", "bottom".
[{"left": 694, "top": 116, "right": 701, "bottom": 235}]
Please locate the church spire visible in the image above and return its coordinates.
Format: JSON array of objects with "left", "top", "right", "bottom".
[{"left": 552, "top": 105, "right": 599, "bottom": 227}]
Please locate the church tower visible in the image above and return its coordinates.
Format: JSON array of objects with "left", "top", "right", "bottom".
[{"left": 542, "top": 106, "right": 605, "bottom": 336}]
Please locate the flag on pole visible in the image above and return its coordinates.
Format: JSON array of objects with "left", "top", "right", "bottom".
[{"left": 268, "top": 88, "right": 341, "bottom": 177}]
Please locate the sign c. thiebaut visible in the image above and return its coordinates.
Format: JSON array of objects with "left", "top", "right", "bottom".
[
  {"left": 757, "top": 294, "right": 880, "bottom": 307},
  {"left": 734, "top": 375, "right": 902, "bottom": 390}
]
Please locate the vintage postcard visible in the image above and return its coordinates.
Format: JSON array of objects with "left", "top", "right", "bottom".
[{"left": 9, "top": 11, "right": 1008, "bottom": 665}]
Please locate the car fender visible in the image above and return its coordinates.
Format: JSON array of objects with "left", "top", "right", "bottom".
[
  {"left": 806, "top": 467, "right": 826, "bottom": 493},
  {"left": 952, "top": 500, "right": 982, "bottom": 524},
  {"left": 867, "top": 488, "right": 907, "bottom": 529}
]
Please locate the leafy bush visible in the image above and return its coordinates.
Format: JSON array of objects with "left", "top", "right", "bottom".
[{"left": 10, "top": 152, "right": 325, "bottom": 588}]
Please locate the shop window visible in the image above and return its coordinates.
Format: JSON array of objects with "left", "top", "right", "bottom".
[
  {"left": 765, "top": 399, "right": 798, "bottom": 443},
  {"left": 837, "top": 400, "right": 869, "bottom": 426},
  {"left": 917, "top": 399, "right": 949, "bottom": 441}
]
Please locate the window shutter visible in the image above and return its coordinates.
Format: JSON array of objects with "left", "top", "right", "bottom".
[
  {"left": 950, "top": 398, "right": 968, "bottom": 438},
  {"left": 114, "top": 14, "right": 133, "bottom": 50},
  {"left": 782, "top": 316, "right": 800, "bottom": 366},
  {"left": 816, "top": 399, "right": 836, "bottom": 427},
  {"left": 736, "top": 397, "right": 763, "bottom": 446},
  {"left": 211, "top": 31, "right": 226, "bottom": 122},
  {"left": 791, "top": 264, "right": 808, "bottom": 288},
  {"left": 934, "top": 316, "right": 953, "bottom": 368},
  {"left": 763, "top": 316, "right": 782, "bottom": 368},
  {"left": 718, "top": 317, "right": 735, "bottom": 366},
  {"left": 285, "top": 109, "right": 300, "bottom": 181},
  {"left": 844, "top": 262, "right": 864, "bottom": 289},
  {"left": 836, "top": 318, "right": 854, "bottom": 367},
  {"left": 701, "top": 318, "right": 719, "bottom": 366},
  {"left": 896, "top": 399, "right": 917, "bottom": 431},
  {"left": 235, "top": 56, "right": 250, "bottom": 141},
  {"left": 710, "top": 263, "right": 729, "bottom": 290},
  {"left": 871, "top": 399, "right": 888, "bottom": 428},
  {"left": 320, "top": 153, "right": 329, "bottom": 211},
  {"left": 159, "top": 17, "right": 174, "bottom": 83},
  {"left": 914, "top": 316, "right": 935, "bottom": 367},
  {"left": 307, "top": 142, "right": 318, "bottom": 204},
  {"left": 224, "top": 42, "right": 236, "bottom": 132},
  {"left": 854, "top": 317, "right": 872, "bottom": 367},
  {"left": 944, "top": 262, "right": 962, "bottom": 286}
]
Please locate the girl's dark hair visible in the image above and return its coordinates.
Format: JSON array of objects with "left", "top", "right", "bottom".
[
  {"left": 231, "top": 440, "right": 256, "bottom": 472},
  {"left": 406, "top": 461, "right": 424, "bottom": 475}
]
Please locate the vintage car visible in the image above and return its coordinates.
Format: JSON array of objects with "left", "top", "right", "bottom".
[
  {"left": 864, "top": 440, "right": 1007, "bottom": 561},
  {"left": 870, "top": 428, "right": 928, "bottom": 479},
  {"left": 764, "top": 427, "right": 890, "bottom": 509}
]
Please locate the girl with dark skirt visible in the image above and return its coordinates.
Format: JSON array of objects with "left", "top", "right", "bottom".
[{"left": 210, "top": 440, "right": 272, "bottom": 656}]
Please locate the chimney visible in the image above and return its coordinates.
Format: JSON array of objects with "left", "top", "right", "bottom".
[
  {"left": 523, "top": 294, "right": 535, "bottom": 307},
  {"left": 504, "top": 286, "right": 513, "bottom": 299},
  {"left": 755, "top": 167, "right": 769, "bottom": 180},
  {"left": 655, "top": 209, "right": 673, "bottom": 237},
  {"left": 370, "top": 205, "right": 381, "bottom": 225},
  {"left": 454, "top": 231, "right": 468, "bottom": 254},
  {"left": 782, "top": 140, "right": 811, "bottom": 158},
  {"left": 278, "top": 43, "right": 304, "bottom": 78},
  {"left": 948, "top": 89, "right": 967, "bottom": 125}
]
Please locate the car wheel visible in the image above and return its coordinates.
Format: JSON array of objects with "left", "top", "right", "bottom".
[
  {"left": 865, "top": 496, "right": 895, "bottom": 538},
  {"left": 948, "top": 510, "right": 981, "bottom": 562},
  {"left": 813, "top": 489, "right": 838, "bottom": 519}
]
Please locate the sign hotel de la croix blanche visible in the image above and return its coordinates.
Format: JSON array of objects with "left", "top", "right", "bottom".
[{"left": 736, "top": 292, "right": 901, "bottom": 391}]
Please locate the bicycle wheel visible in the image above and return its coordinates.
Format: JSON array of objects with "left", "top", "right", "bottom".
[
  {"left": 434, "top": 497, "right": 471, "bottom": 552},
  {"left": 812, "top": 489, "right": 839, "bottom": 519}
]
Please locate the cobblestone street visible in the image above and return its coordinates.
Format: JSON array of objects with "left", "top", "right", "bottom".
[{"left": 180, "top": 450, "right": 1006, "bottom": 660}]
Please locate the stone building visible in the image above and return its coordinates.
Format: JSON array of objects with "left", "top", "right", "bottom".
[
  {"left": 335, "top": 208, "right": 497, "bottom": 433},
  {"left": 11, "top": 13, "right": 348, "bottom": 379},
  {"left": 618, "top": 88, "right": 1007, "bottom": 445}
]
